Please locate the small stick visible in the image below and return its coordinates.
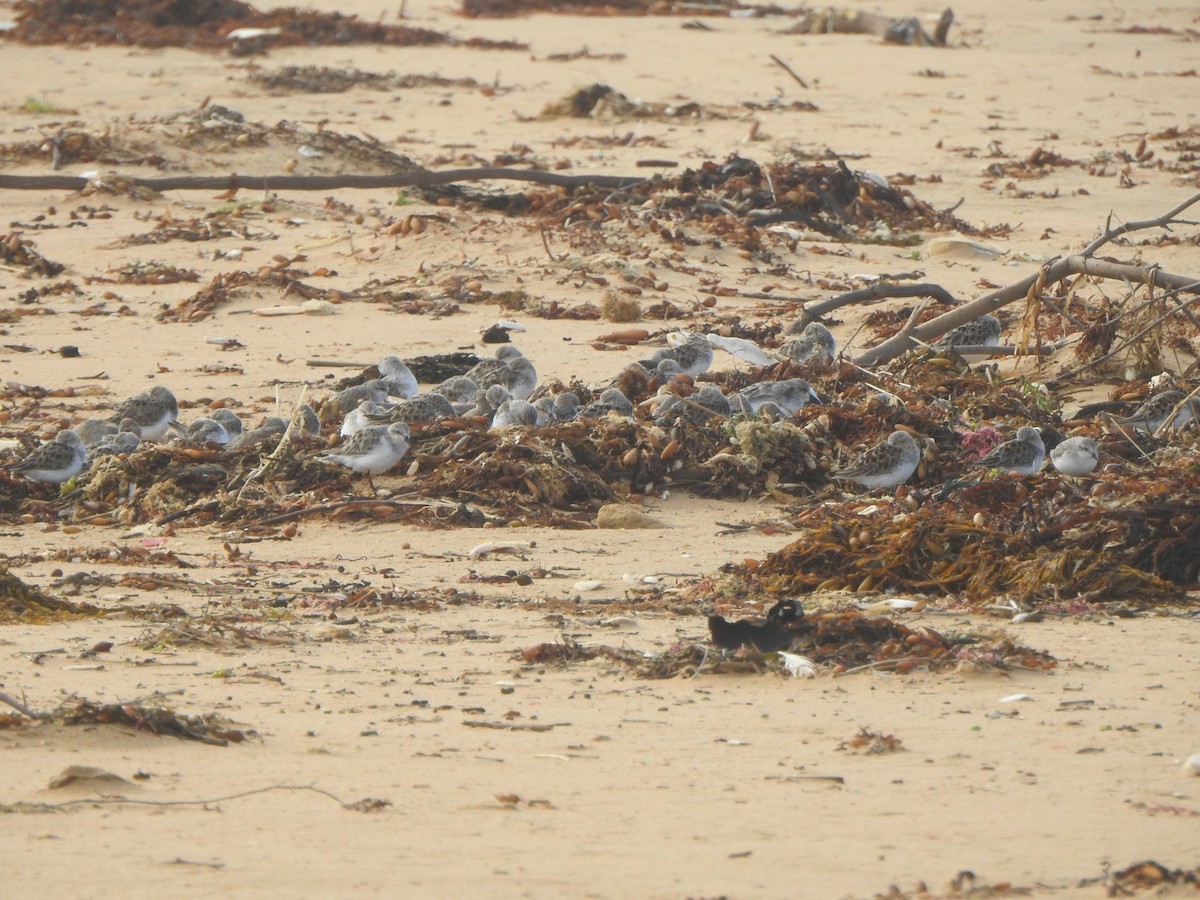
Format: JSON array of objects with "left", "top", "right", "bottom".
[
  {"left": 540, "top": 226, "right": 558, "bottom": 262},
  {"left": 896, "top": 299, "right": 931, "bottom": 339},
  {"left": 1153, "top": 383, "right": 1200, "bottom": 438},
  {"left": 0, "top": 691, "right": 39, "bottom": 718},
  {"left": 769, "top": 54, "right": 810, "bottom": 89},
  {"left": 833, "top": 657, "right": 930, "bottom": 676},
  {"left": 38, "top": 784, "right": 366, "bottom": 811},
  {"left": 306, "top": 358, "right": 372, "bottom": 368}
]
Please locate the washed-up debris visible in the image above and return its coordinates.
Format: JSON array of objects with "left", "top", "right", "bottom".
[
  {"left": 59, "top": 697, "right": 252, "bottom": 746},
  {"left": 0, "top": 691, "right": 253, "bottom": 747},
  {"left": 4, "top": 0, "right": 527, "bottom": 51},
  {"left": 537, "top": 83, "right": 818, "bottom": 123},
  {"left": 513, "top": 154, "right": 996, "bottom": 248},
  {"left": 783, "top": 7, "right": 954, "bottom": 47},
  {"left": 249, "top": 65, "right": 485, "bottom": 94},
  {"left": 838, "top": 727, "right": 904, "bottom": 753},
  {"left": 520, "top": 637, "right": 643, "bottom": 667},
  {"left": 518, "top": 608, "right": 1055, "bottom": 678},
  {"left": 1105, "top": 861, "right": 1200, "bottom": 892},
  {"left": 0, "top": 231, "right": 64, "bottom": 277},
  {"left": 747, "top": 478, "right": 1195, "bottom": 606},
  {"left": 136, "top": 619, "right": 300, "bottom": 650},
  {"left": 0, "top": 567, "right": 102, "bottom": 622}
]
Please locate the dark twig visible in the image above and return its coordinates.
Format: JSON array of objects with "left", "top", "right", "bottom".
[
  {"left": 34, "top": 784, "right": 373, "bottom": 811},
  {"left": 769, "top": 54, "right": 810, "bottom": 89},
  {"left": 1082, "top": 190, "right": 1200, "bottom": 257},
  {"left": 796, "top": 282, "right": 957, "bottom": 327},
  {"left": 1049, "top": 285, "right": 1200, "bottom": 385}
]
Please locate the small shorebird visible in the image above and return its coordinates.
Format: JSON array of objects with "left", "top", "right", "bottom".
[
  {"left": 779, "top": 322, "right": 836, "bottom": 369},
  {"left": 112, "top": 386, "right": 181, "bottom": 441},
  {"left": 973, "top": 425, "right": 1044, "bottom": 476},
  {"left": 320, "top": 422, "right": 411, "bottom": 489},
  {"left": 1112, "top": 389, "right": 1198, "bottom": 435},
  {"left": 933, "top": 314, "right": 1002, "bottom": 363},
  {"left": 9, "top": 430, "right": 87, "bottom": 484},
  {"left": 1049, "top": 435, "right": 1099, "bottom": 476},
  {"left": 835, "top": 430, "right": 921, "bottom": 490}
]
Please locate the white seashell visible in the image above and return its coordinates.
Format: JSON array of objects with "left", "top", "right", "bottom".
[
  {"left": 573, "top": 579, "right": 604, "bottom": 592},
  {"left": 1183, "top": 754, "right": 1200, "bottom": 776},
  {"left": 253, "top": 305, "right": 309, "bottom": 317},
  {"left": 469, "top": 541, "right": 533, "bottom": 559},
  {"left": 998, "top": 693, "right": 1033, "bottom": 703},
  {"left": 226, "top": 27, "right": 280, "bottom": 40},
  {"left": 600, "top": 616, "right": 639, "bottom": 630},
  {"left": 779, "top": 653, "right": 816, "bottom": 678},
  {"left": 297, "top": 145, "right": 322, "bottom": 158}
]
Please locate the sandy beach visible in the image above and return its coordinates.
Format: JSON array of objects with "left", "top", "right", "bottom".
[{"left": 1, "top": 0, "right": 1199, "bottom": 896}]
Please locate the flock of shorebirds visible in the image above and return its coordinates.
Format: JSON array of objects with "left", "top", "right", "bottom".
[{"left": 5, "top": 314, "right": 1199, "bottom": 491}]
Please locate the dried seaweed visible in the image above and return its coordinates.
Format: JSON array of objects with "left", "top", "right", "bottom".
[
  {"left": 249, "top": 65, "right": 482, "bottom": 94},
  {"left": 1109, "top": 860, "right": 1200, "bottom": 891},
  {"left": 110, "top": 210, "right": 276, "bottom": 247},
  {"left": 5, "top": 0, "right": 526, "bottom": 51},
  {"left": 0, "top": 232, "right": 65, "bottom": 277},
  {"left": 537, "top": 83, "right": 816, "bottom": 122},
  {"left": 59, "top": 697, "right": 252, "bottom": 746},
  {"left": 0, "top": 567, "right": 103, "bottom": 622},
  {"left": 136, "top": 619, "right": 299, "bottom": 650},
  {"left": 509, "top": 155, "right": 991, "bottom": 249},
  {"left": 518, "top": 609, "right": 1055, "bottom": 679},
  {"left": 747, "top": 478, "right": 1195, "bottom": 607}
]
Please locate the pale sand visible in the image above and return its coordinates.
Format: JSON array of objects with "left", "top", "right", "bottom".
[{"left": 1, "top": 0, "right": 1199, "bottom": 896}]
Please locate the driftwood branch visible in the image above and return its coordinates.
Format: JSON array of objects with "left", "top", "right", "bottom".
[
  {"left": 795, "top": 282, "right": 957, "bottom": 327},
  {"left": 1049, "top": 285, "right": 1200, "bottom": 385},
  {"left": 0, "top": 167, "right": 644, "bottom": 194},
  {"left": 854, "top": 256, "right": 1200, "bottom": 367},
  {"left": 1082, "top": 189, "right": 1200, "bottom": 257},
  {"left": 851, "top": 192, "right": 1200, "bottom": 366},
  {"left": 0, "top": 691, "right": 39, "bottom": 719}
]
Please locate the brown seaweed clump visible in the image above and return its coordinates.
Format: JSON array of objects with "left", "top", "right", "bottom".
[
  {"left": 0, "top": 568, "right": 102, "bottom": 622},
  {"left": 746, "top": 475, "right": 1196, "bottom": 607},
  {"left": 5, "top": 0, "right": 526, "bottom": 51},
  {"left": 59, "top": 697, "right": 253, "bottom": 746}
]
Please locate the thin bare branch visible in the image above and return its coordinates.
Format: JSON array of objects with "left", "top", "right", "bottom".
[
  {"left": 1082, "top": 190, "right": 1200, "bottom": 257},
  {"left": 855, "top": 256, "right": 1200, "bottom": 367}
]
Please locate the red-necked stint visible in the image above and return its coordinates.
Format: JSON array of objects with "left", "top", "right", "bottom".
[
  {"left": 320, "top": 422, "right": 411, "bottom": 477},
  {"left": 1049, "top": 435, "right": 1099, "bottom": 476},
  {"left": 973, "top": 425, "right": 1044, "bottom": 475},
  {"left": 779, "top": 322, "right": 836, "bottom": 369},
  {"left": 1113, "top": 389, "right": 1198, "bottom": 434},
  {"left": 112, "top": 386, "right": 181, "bottom": 441},
  {"left": 835, "top": 430, "right": 921, "bottom": 490},
  {"left": 640, "top": 331, "right": 713, "bottom": 378},
  {"left": 9, "top": 430, "right": 87, "bottom": 484},
  {"left": 732, "top": 378, "right": 820, "bottom": 416},
  {"left": 933, "top": 314, "right": 1002, "bottom": 363}
]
